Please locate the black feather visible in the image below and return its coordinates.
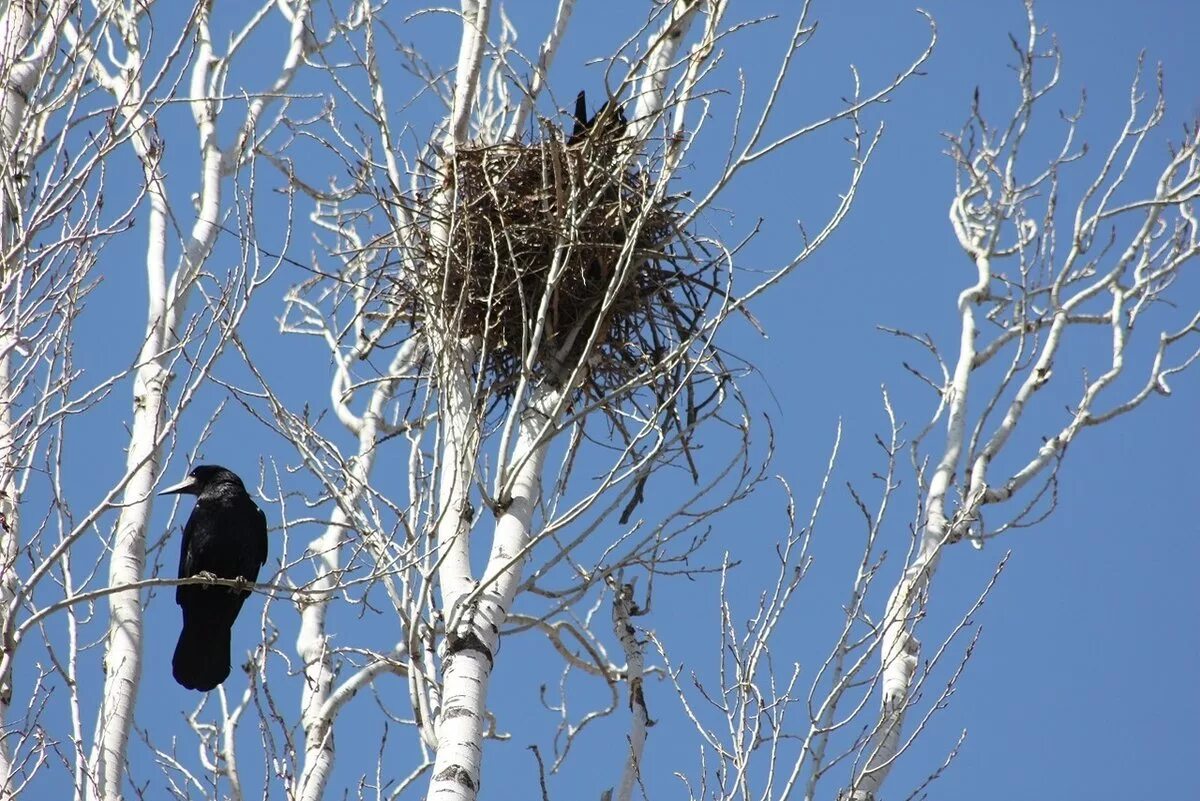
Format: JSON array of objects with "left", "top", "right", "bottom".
[
  {"left": 569, "top": 90, "right": 589, "bottom": 144},
  {"left": 162, "top": 465, "right": 268, "bottom": 691},
  {"left": 568, "top": 89, "right": 627, "bottom": 146}
]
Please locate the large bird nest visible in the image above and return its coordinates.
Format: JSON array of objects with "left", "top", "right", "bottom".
[{"left": 393, "top": 126, "right": 720, "bottom": 400}]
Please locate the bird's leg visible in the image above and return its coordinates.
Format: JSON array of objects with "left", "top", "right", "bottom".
[{"left": 193, "top": 570, "right": 219, "bottom": 584}]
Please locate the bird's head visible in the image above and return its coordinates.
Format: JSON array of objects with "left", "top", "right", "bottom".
[{"left": 159, "top": 465, "right": 244, "bottom": 496}]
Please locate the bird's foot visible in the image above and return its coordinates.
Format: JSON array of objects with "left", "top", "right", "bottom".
[{"left": 193, "top": 571, "right": 219, "bottom": 584}]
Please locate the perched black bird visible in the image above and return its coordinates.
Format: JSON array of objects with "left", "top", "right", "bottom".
[
  {"left": 567, "top": 89, "right": 627, "bottom": 145},
  {"left": 160, "top": 465, "right": 268, "bottom": 691}
]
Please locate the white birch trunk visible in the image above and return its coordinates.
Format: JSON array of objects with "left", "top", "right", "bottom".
[
  {"left": 422, "top": 2, "right": 698, "bottom": 793},
  {"left": 628, "top": 0, "right": 702, "bottom": 143},
  {"left": 0, "top": 1, "right": 29, "bottom": 783},
  {"left": 445, "top": 0, "right": 492, "bottom": 149},
  {"left": 430, "top": 0, "right": 493, "bottom": 612},
  {"left": 90, "top": 148, "right": 175, "bottom": 801},
  {"left": 427, "top": 387, "right": 558, "bottom": 800},
  {"left": 423, "top": 8, "right": 494, "bottom": 788},
  {"left": 612, "top": 582, "right": 648, "bottom": 801},
  {"left": 0, "top": 345, "right": 18, "bottom": 798},
  {"left": 294, "top": 340, "right": 420, "bottom": 800},
  {"left": 504, "top": 0, "right": 576, "bottom": 140},
  {"left": 849, "top": 250, "right": 991, "bottom": 800},
  {"left": 77, "top": 37, "right": 170, "bottom": 801},
  {"left": 0, "top": 3, "right": 65, "bottom": 791},
  {"left": 87, "top": 15, "right": 225, "bottom": 795},
  {"left": 292, "top": 507, "right": 344, "bottom": 801},
  {"left": 433, "top": 344, "right": 481, "bottom": 615},
  {"left": 91, "top": 364, "right": 167, "bottom": 801}
]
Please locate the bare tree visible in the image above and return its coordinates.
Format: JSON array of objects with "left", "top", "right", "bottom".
[
  {"left": 846, "top": 6, "right": 1200, "bottom": 799},
  {"left": 0, "top": 1, "right": 303, "bottom": 798},
  {"left": 251, "top": 3, "right": 935, "bottom": 799},
  {"left": 0, "top": 2, "right": 1194, "bottom": 801}
]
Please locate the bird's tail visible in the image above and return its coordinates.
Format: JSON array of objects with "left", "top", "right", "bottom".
[{"left": 172, "top": 614, "right": 232, "bottom": 692}]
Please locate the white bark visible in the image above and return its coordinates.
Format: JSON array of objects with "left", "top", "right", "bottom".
[
  {"left": 0, "top": 3, "right": 30, "bottom": 787},
  {"left": 432, "top": 343, "right": 481, "bottom": 618},
  {"left": 611, "top": 582, "right": 647, "bottom": 801},
  {"left": 504, "top": 0, "right": 576, "bottom": 140},
  {"left": 428, "top": 386, "right": 559, "bottom": 801},
  {"left": 0, "top": 343, "right": 18, "bottom": 798},
  {"left": 292, "top": 511, "right": 342, "bottom": 801},
  {"left": 429, "top": 0, "right": 494, "bottom": 612},
  {"left": 0, "top": 2, "right": 72, "bottom": 791},
  {"left": 90, "top": 99, "right": 179, "bottom": 801},
  {"left": 294, "top": 341, "right": 420, "bottom": 801},
  {"left": 445, "top": 0, "right": 493, "bottom": 151},
  {"left": 88, "top": 68, "right": 186, "bottom": 801},
  {"left": 75, "top": 3, "right": 315, "bottom": 793},
  {"left": 849, "top": 19, "right": 1200, "bottom": 795},
  {"left": 848, "top": 237, "right": 991, "bottom": 801},
  {"left": 628, "top": 0, "right": 703, "bottom": 143}
]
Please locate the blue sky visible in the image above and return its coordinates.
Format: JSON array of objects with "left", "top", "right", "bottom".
[{"left": 16, "top": 1, "right": 1199, "bottom": 799}]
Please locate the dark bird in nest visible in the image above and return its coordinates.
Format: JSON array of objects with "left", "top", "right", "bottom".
[
  {"left": 160, "top": 465, "right": 268, "bottom": 691},
  {"left": 568, "top": 89, "right": 628, "bottom": 145}
]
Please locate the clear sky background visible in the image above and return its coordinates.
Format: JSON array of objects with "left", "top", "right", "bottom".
[{"left": 19, "top": 1, "right": 1199, "bottom": 799}]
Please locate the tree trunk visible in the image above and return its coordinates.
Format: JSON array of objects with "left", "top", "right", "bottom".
[{"left": 428, "top": 388, "right": 557, "bottom": 800}]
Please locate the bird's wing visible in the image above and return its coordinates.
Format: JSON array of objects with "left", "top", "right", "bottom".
[
  {"left": 591, "top": 100, "right": 626, "bottom": 141},
  {"left": 177, "top": 509, "right": 198, "bottom": 604},
  {"left": 254, "top": 504, "right": 268, "bottom": 571}
]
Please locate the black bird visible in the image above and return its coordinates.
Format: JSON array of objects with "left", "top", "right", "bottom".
[
  {"left": 160, "top": 465, "right": 268, "bottom": 691},
  {"left": 567, "top": 89, "right": 628, "bottom": 145}
]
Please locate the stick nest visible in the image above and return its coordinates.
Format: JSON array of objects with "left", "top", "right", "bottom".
[{"left": 396, "top": 131, "right": 717, "bottom": 398}]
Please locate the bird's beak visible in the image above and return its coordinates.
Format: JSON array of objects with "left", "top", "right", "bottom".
[{"left": 159, "top": 475, "right": 200, "bottom": 496}]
